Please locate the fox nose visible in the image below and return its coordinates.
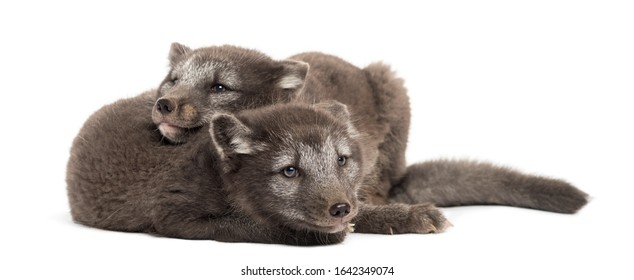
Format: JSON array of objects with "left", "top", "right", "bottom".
[
  {"left": 156, "top": 99, "right": 174, "bottom": 115},
  {"left": 329, "top": 203, "right": 351, "bottom": 218}
]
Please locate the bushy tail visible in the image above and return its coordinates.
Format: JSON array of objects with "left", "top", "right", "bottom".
[{"left": 389, "top": 159, "right": 588, "bottom": 213}]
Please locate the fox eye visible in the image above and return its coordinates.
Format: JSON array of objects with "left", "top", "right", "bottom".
[
  {"left": 282, "top": 166, "right": 300, "bottom": 178},
  {"left": 337, "top": 156, "right": 347, "bottom": 166},
  {"left": 165, "top": 78, "right": 178, "bottom": 87},
  {"left": 211, "top": 84, "right": 229, "bottom": 93}
]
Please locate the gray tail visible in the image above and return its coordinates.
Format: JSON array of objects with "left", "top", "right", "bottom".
[{"left": 389, "top": 159, "right": 588, "bottom": 213}]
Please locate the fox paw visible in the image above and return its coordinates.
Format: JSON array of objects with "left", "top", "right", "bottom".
[
  {"left": 354, "top": 203, "right": 450, "bottom": 234},
  {"left": 391, "top": 204, "right": 450, "bottom": 234}
]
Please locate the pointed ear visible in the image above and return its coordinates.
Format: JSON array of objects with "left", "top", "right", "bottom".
[
  {"left": 313, "top": 101, "right": 358, "bottom": 138},
  {"left": 276, "top": 60, "right": 309, "bottom": 91},
  {"left": 169, "top": 42, "right": 192, "bottom": 67},
  {"left": 210, "top": 113, "right": 254, "bottom": 160},
  {"left": 313, "top": 101, "right": 351, "bottom": 120}
]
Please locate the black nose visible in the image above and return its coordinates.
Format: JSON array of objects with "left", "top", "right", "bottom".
[
  {"left": 329, "top": 203, "right": 351, "bottom": 218},
  {"left": 156, "top": 99, "right": 174, "bottom": 115}
]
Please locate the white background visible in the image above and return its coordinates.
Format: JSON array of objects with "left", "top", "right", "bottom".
[{"left": 1, "top": 1, "right": 632, "bottom": 279}]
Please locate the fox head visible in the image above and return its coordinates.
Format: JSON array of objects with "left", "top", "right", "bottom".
[
  {"left": 210, "top": 102, "right": 362, "bottom": 234},
  {"left": 152, "top": 43, "right": 308, "bottom": 143}
]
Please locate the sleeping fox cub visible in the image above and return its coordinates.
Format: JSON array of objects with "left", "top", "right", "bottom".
[
  {"left": 67, "top": 43, "right": 587, "bottom": 245},
  {"left": 70, "top": 100, "right": 447, "bottom": 245}
]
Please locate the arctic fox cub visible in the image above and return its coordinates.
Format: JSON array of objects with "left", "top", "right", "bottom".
[
  {"left": 67, "top": 43, "right": 587, "bottom": 245},
  {"left": 69, "top": 100, "right": 447, "bottom": 245},
  {"left": 150, "top": 43, "right": 588, "bottom": 212}
]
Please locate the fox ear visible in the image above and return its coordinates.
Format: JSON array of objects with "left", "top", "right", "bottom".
[
  {"left": 277, "top": 60, "right": 309, "bottom": 92},
  {"left": 313, "top": 100, "right": 351, "bottom": 120},
  {"left": 313, "top": 101, "right": 358, "bottom": 138},
  {"left": 169, "top": 42, "right": 192, "bottom": 67},
  {"left": 210, "top": 113, "right": 254, "bottom": 161}
]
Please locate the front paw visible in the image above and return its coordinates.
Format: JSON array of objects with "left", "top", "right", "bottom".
[
  {"left": 354, "top": 203, "right": 450, "bottom": 234},
  {"left": 396, "top": 204, "right": 450, "bottom": 234}
]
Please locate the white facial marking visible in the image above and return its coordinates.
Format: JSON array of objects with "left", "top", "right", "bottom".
[
  {"left": 277, "top": 75, "right": 303, "bottom": 89},
  {"left": 334, "top": 137, "right": 351, "bottom": 157},
  {"left": 231, "top": 136, "right": 252, "bottom": 154},
  {"left": 272, "top": 153, "right": 296, "bottom": 171},
  {"left": 176, "top": 55, "right": 239, "bottom": 89},
  {"left": 219, "top": 68, "right": 239, "bottom": 89}
]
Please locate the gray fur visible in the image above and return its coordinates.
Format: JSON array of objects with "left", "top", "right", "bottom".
[
  {"left": 152, "top": 43, "right": 308, "bottom": 143},
  {"left": 210, "top": 103, "right": 448, "bottom": 236},
  {"left": 390, "top": 159, "right": 588, "bottom": 213},
  {"left": 211, "top": 104, "right": 361, "bottom": 235},
  {"left": 68, "top": 96, "right": 442, "bottom": 244},
  {"left": 67, "top": 43, "right": 587, "bottom": 245},
  {"left": 152, "top": 44, "right": 413, "bottom": 206},
  {"left": 288, "top": 52, "right": 412, "bottom": 205},
  {"left": 67, "top": 44, "right": 437, "bottom": 245}
]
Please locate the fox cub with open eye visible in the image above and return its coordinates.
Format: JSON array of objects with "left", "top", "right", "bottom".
[
  {"left": 208, "top": 102, "right": 448, "bottom": 244},
  {"left": 71, "top": 100, "right": 447, "bottom": 245},
  {"left": 67, "top": 43, "right": 429, "bottom": 243},
  {"left": 149, "top": 43, "right": 588, "bottom": 213},
  {"left": 67, "top": 43, "right": 587, "bottom": 245}
]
